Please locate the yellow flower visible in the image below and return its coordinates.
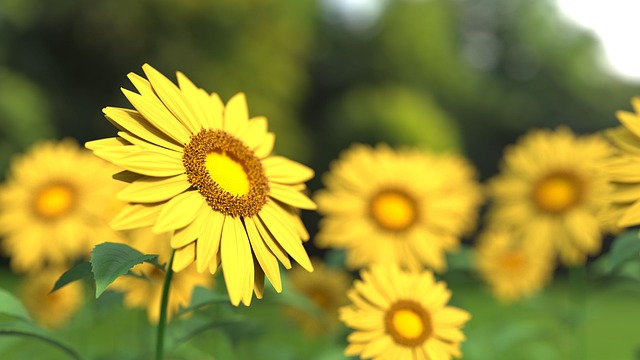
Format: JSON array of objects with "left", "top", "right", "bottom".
[
  {"left": 285, "top": 258, "right": 350, "bottom": 334},
  {"left": 86, "top": 64, "right": 316, "bottom": 306},
  {"left": 20, "top": 268, "right": 84, "bottom": 329},
  {"left": 315, "top": 144, "right": 483, "bottom": 272},
  {"left": 0, "top": 139, "right": 124, "bottom": 273},
  {"left": 340, "top": 266, "right": 470, "bottom": 360},
  {"left": 603, "top": 97, "right": 640, "bottom": 229},
  {"left": 474, "top": 228, "right": 554, "bottom": 303},
  {"left": 109, "top": 228, "right": 213, "bottom": 323},
  {"left": 487, "top": 127, "right": 614, "bottom": 265}
]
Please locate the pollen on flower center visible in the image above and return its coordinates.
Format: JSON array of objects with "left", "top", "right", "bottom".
[
  {"left": 33, "top": 183, "right": 75, "bottom": 219},
  {"left": 183, "top": 129, "right": 269, "bottom": 217},
  {"left": 385, "top": 300, "right": 432, "bottom": 346},
  {"left": 501, "top": 251, "right": 523, "bottom": 272},
  {"left": 532, "top": 172, "right": 582, "bottom": 214},
  {"left": 369, "top": 190, "right": 417, "bottom": 231}
]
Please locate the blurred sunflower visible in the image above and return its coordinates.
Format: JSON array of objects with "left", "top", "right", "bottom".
[
  {"left": 285, "top": 258, "right": 350, "bottom": 334},
  {"left": 20, "top": 268, "right": 84, "bottom": 329},
  {"left": 340, "top": 266, "right": 470, "bottom": 360},
  {"left": 603, "top": 96, "right": 640, "bottom": 229},
  {"left": 0, "top": 139, "right": 124, "bottom": 273},
  {"left": 86, "top": 64, "right": 316, "bottom": 306},
  {"left": 474, "top": 228, "right": 554, "bottom": 303},
  {"left": 487, "top": 127, "right": 614, "bottom": 265},
  {"left": 109, "top": 228, "right": 213, "bottom": 323},
  {"left": 314, "top": 144, "right": 482, "bottom": 272}
]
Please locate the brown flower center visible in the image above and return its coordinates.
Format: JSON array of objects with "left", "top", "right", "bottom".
[
  {"left": 384, "top": 300, "right": 432, "bottom": 347},
  {"left": 532, "top": 172, "right": 583, "bottom": 214},
  {"left": 182, "top": 129, "right": 269, "bottom": 217},
  {"left": 369, "top": 190, "right": 417, "bottom": 231}
]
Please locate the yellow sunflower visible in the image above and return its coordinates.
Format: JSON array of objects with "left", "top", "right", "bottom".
[
  {"left": 109, "top": 228, "right": 213, "bottom": 323},
  {"left": 285, "top": 258, "right": 351, "bottom": 334},
  {"left": 487, "top": 127, "right": 614, "bottom": 265},
  {"left": 86, "top": 64, "right": 315, "bottom": 306},
  {"left": 314, "top": 143, "right": 483, "bottom": 272},
  {"left": 474, "top": 228, "right": 554, "bottom": 303},
  {"left": 340, "top": 265, "right": 470, "bottom": 360},
  {"left": 603, "top": 96, "right": 640, "bottom": 229},
  {"left": 20, "top": 268, "right": 84, "bottom": 329},
  {"left": 0, "top": 139, "right": 125, "bottom": 273}
]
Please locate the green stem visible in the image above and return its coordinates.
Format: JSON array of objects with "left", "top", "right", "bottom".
[
  {"left": 156, "top": 250, "right": 175, "bottom": 360},
  {"left": 569, "top": 265, "right": 587, "bottom": 360}
]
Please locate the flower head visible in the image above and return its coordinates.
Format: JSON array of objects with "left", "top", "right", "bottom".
[
  {"left": 340, "top": 266, "right": 470, "bottom": 360},
  {"left": 86, "top": 64, "right": 316, "bottom": 305},
  {"left": 315, "top": 144, "right": 483, "bottom": 272}
]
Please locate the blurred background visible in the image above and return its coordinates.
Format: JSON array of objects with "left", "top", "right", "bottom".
[{"left": 1, "top": 0, "right": 640, "bottom": 359}]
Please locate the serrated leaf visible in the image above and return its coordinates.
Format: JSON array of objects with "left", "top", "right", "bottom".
[
  {"left": 50, "top": 261, "right": 93, "bottom": 294},
  {"left": 0, "top": 321, "right": 81, "bottom": 360},
  {"left": 90, "top": 242, "right": 161, "bottom": 298},
  {"left": 0, "top": 289, "right": 31, "bottom": 322},
  {"left": 608, "top": 230, "right": 640, "bottom": 272}
]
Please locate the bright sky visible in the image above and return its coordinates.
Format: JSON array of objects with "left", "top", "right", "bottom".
[{"left": 555, "top": 0, "right": 640, "bottom": 81}]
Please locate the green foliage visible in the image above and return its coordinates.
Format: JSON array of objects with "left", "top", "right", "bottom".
[
  {"left": 50, "top": 261, "right": 93, "bottom": 295},
  {"left": 0, "top": 289, "right": 31, "bottom": 322},
  {"left": 0, "top": 322, "right": 81, "bottom": 360}
]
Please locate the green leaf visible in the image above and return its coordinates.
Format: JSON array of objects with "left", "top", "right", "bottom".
[
  {"left": 0, "top": 321, "right": 81, "bottom": 360},
  {"left": 90, "top": 242, "right": 161, "bottom": 298},
  {"left": 178, "top": 286, "right": 231, "bottom": 315},
  {"left": 0, "top": 289, "right": 31, "bottom": 322},
  {"left": 608, "top": 230, "right": 640, "bottom": 272},
  {"left": 50, "top": 261, "right": 93, "bottom": 294}
]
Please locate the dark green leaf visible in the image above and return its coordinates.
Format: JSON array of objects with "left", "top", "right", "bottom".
[
  {"left": 0, "top": 321, "right": 81, "bottom": 360},
  {"left": 0, "top": 289, "right": 31, "bottom": 322},
  {"left": 90, "top": 242, "right": 161, "bottom": 298},
  {"left": 608, "top": 230, "right": 640, "bottom": 272},
  {"left": 50, "top": 261, "right": 93, "bottom": 294},
  {"left": 178, "top": 286, "right": 230, "bottom": 315}
]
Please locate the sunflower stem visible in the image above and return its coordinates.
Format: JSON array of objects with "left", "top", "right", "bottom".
[
  {"left": 156, "top": 250, "right": 175, "bottom": 360},
  {"left": 569, "top": 264, "right": 587, "bottom": 360}
]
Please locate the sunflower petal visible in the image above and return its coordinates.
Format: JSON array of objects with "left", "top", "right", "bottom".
[
  {"left": 269, "top": 183, "right": 317, "bottom": 210},
  {"left": 223, "top": 92, "right": 248, "bottom": 135},
  {"left": 245, "top": 216, "right": 282, "bottom": 292},
  {"left": 103, "top": 107, "right": 182, "bottom": 151},
  {"left": 263, "top": 156, "right": 315, "bottom": 184},
  {"left": 172, "top": 242, "right": 196, "bottom": 272},
  {"left": 196, "top": 210, "right": 224, "bottom": 273},
  {"left": 114, "top": 149, "right": 185, "bottom": 177},
  {"left": 111, "top": 203, "right": 162, "bottom": 230},
  {"left": 118, "top": 174, "right": 191, "bottom": 203},
  {"left": 221, "top": 217, "right": 254, "bottom": 306},
  {"left": 154, "top": 191, "right": 205, "bottom": 233}
]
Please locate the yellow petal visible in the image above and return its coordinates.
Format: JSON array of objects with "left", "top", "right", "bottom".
[
  {"left": 176, "top": 72, "right": 210, "bottom": 132},
  {"left": 111, "top": 203, "right": 162, "bottom": 230},
  {"left": 244, "top": 216, "right": 282, "bottom": 292},
  {"left": 206, "top": 93, "right": 225, "bottom": 129},
  {"left": 196, "top": 210, "right": 225, "bottom": 273},
  {"left": 85, "top": 137, "right": 128, "bottom": 150},
  {"left": 103, "top": 107, "right": 182, "bottom": 151},
  {"left": 618, "top": 200, "right": 640, "bottom": 227},
  {"left": 253, "top": 264, "right": 265, "bottom": 299},
  {"left": 171, "top": 209, "right": 208, "bottom": 248},
  {"left": 114, "top": 149, "right": 185, "bottom": 177},
  {"left": 252, "top": 215, "right": 292, "bottom": 269},
  {"left": 223, "top": 92, "right": 248, "bottom": 135},
  {"left": 118, "top": 174, "right": 191, "bottom": 203},
  {"left": 258, "top": 202, "right": 313, "bottom": 272},
  {"left": 221, "top": 217, "right": 254, "bottom": 306},
  {"left": 263, "top": 156, "right": 314, "bottom": 184},
  {"left": 172, "top": 242, "right": 196, "bottom": 272},
  {"left": 92, "top": 144, "right": 142, "bottom": 163},
  {"left": 254, "top": 132, "right": 275, "bottom": 159},
  {"left": 617, "top": 110, "right": 640, "bottom": 139},
  {"left": 268, "top": 183, "right": 317, "bottom": 210},
  {"left": 123, "top": 89, "right": 191, "bottom": 144},
  {"left": 154, "top": 191, "right": 205, "bottom": 233},
  {"left": 236, "top": 116, "right": 267, "bottom": 144}
]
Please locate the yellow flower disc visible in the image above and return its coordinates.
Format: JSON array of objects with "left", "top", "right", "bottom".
[
  {"left": 370, "top": 191, "right": 417, "bottom": 231},
  {"left": 33, "top": 184, "right": 75, "bottom": 219},
  {"left": 205, "top": 152, "right": 250, "bottom": 196},
  {"left": 501, "top": 251, "right": 523, "bottom": 272},
  {"left": 384, "top": 300, "right": 432, "bottom": 346},
  {"left": 532, "top": 173, "right": 582, "bottom": 213}
]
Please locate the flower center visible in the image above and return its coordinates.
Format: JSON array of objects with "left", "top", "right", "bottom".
[
  {"left": 384, "top": 300, "right": 432, "bottom": 347},
  {"left": 370, "top": 190, "right": 417, "bottom": 231},
  {"left": 183, "top": 129, "right": 269, "bottom": 217},
  {"left": 33, "top": 183, "right": 75, "bottom": 219},
  {"left": 532, "top": 172, "right": 582, "bottom": 213},
  {"left": 501, "top": 251, "right": 523, "bottom": 272}
]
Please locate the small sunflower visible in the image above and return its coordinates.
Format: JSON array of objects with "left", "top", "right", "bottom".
[
  {"left": 315, "top": 143, "right": 483, "bottom": 272},
  {"left": 109, "top": 228, "right": 213, "bottom": 323},
  {"left": 20, "top": 268, "right": 84, "bottom": 329},
  {"left": 487, "top": 127, "right": 614, "bottom": 265},
  {"left": 0, "top": 139, "right": 124, "bottom": 273},
  {"left": 285, "top": 258, "right": 351, "bottom": 334},
  {"left": 474, "top": 228, "right": 554, "bottom": 303},
  {"left": 603, "top": 96, "right": 640, "bottom": 229},
  {"left": 340, "top": 266, "right": 470, "bottom": 360},
  {"left": 86, "top": 64, "right": 315, "bottom": 306}
]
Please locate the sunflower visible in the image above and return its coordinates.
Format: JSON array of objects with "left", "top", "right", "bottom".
[
  {"left": 340, "top": 265, "right": 470, "bottom": 360},
  {"left": 0, "top": 139, "right": 125, "bottom": 273},
  {"left": 487, "top": 127, "right": 615, "bottom": 265},
  {"left": 86, "top": 64, "right": 315, "bottom": 306},
  {"left": 314, "top": 143, "right": 483, "bottom": 272},
  {"left": 285, "top": 258, "right": 351, "bottom": 334},
  {"left": 109, "top": 228, "right": 213, "bottom": 323},
  {"left": 474, "top": 228, "right": 554, "bottom": 303},
  {"left": 603, "top": 96, "right": 640, "bottom": 229},
  {"left": 20, "top": 268, "right": 84, "bottom": 329}
]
